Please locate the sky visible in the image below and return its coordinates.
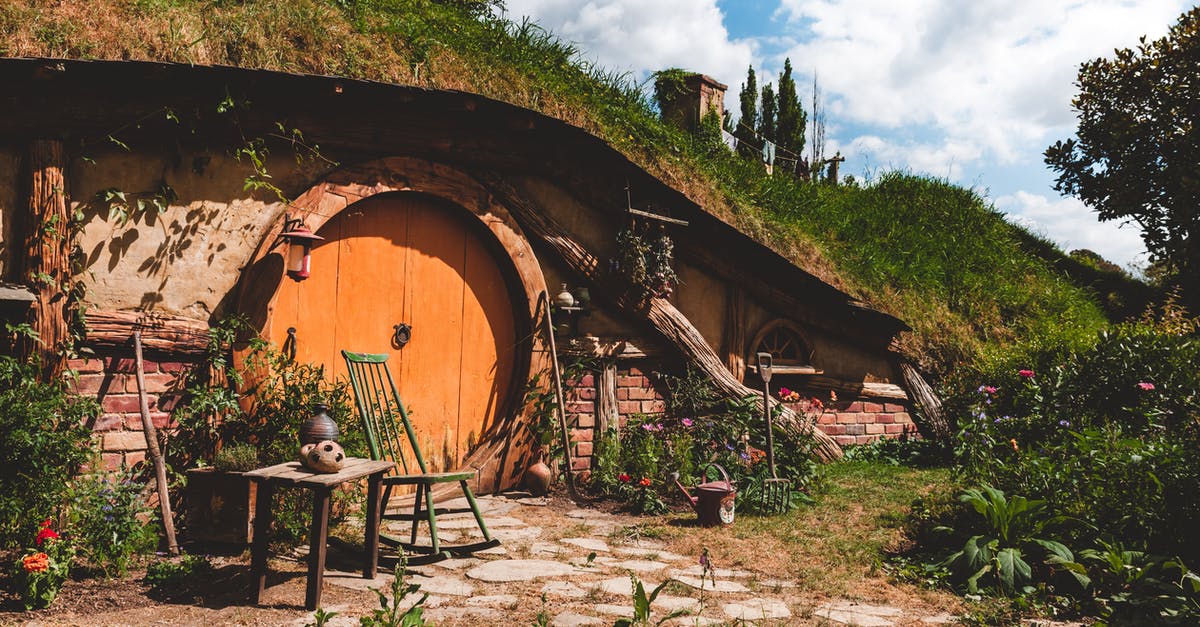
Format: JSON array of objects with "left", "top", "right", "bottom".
[{"left": 501, "top": 0, "right": 1196, "bottom": 269}]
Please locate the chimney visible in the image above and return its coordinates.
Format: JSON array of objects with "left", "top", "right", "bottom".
[{"left": 657, "top": 72, "right": 728, "bottom": 132}]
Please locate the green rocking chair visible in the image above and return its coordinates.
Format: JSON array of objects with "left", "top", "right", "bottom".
[{"left": 341, "top": 350, "right": 499, "bottom": 565}]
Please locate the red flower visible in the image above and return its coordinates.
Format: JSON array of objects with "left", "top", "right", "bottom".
[
  {"left": 1137, "top": 382, "right": 1155, "bottom": 391},
  {"left": 618, "top": 473, "right": 631, "bottom": 483},
  {"left": 35, "top": 527, "right": 59, "bottom": 546},
  {"left": 39, "top": 519, "right": 52, "bottom": 529},
  {"left": 1018, "top": 369, "right": 1035, "bottom": 378},
  {"left": 638, "top": 477, "right": 651, "bottom": 487}
]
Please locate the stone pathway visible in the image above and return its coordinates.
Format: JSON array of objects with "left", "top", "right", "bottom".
[{"left": 321, "top": 493, "right": 957, "bottom": 626}]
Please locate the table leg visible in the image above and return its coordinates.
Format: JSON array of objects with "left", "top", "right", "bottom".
[
  {"left": 251, "top": 480, "right": 274, "bottom": 605},
  {"left": 364, "top": 473, "right": 383, "bottom": 579},
  {"left": 306, "top": 487, "right": 332, "bottom": 611}
]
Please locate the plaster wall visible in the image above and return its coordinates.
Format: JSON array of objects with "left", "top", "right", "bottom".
[
  {"left": 0, "top": 147, "right": 19, "bottom": 280},
  {"left": 673, "top": 261, "right": 726, "bottom": 353},
  {"left": 71, "top": 150, "right": 297, "bottom": 320}
]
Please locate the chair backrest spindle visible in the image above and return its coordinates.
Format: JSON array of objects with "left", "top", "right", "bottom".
[{"left": 342, "top": 350, "right": 431, "bottom": 476}]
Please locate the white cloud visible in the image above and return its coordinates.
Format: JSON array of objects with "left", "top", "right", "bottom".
[
  {"left": 995, "top": 191, "right": 1147, "bottom": 268},
  {"left": 847, "top": 135, "right": 981, "bottom": 180},
  {"left": 502, "top": 0, "right": 756, "bottom": 88},
  {"left": 775, "top": 0, "right": 1189, "bottom": 164}
]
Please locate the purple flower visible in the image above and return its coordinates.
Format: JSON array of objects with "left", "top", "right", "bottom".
[
  {"left": 739, "top": 452, "right": 750, "bottom": 461},
  {"left": 1059, "top": 420, "right": 1070, "bottom": 427},
  {"left": 725, "top": 443, "right": 735, "bottom": 451}
]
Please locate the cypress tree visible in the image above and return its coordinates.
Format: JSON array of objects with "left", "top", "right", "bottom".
[
  {"left": 775, "top": 58, "right": 808, "bottom": 176},
  {"left": 735, "top": 65, "right": 758, "bottom": 160},
  {"left": 759, "top": 82, "right": 776, "bottom": 145}
]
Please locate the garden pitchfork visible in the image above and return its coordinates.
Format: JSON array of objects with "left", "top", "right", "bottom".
[{"left": 757, "top": 352, "right": 791, "bottom": 514}]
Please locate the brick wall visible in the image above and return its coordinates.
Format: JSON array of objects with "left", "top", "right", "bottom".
[
  {"left": 66, "top": 356, "right": 190, "bottom": 471},
  {"left": 786, "top": 398, "right": 918, "bottom": 446}
]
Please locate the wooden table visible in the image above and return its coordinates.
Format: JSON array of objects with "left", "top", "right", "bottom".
[{"left": 245, "top": 457, "right": 394, "bottom": 610}]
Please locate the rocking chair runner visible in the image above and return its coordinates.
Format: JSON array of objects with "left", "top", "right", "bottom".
[{"left": 341, "top": 350, "right": 499, "bottom": 565}]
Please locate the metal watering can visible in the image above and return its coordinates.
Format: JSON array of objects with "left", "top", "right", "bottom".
[{"left": 673, "top": 464, "right": 736, "bottom": 527}]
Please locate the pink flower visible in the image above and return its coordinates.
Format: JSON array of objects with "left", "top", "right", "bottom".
[
  {"left": 981, "top": 385, "right": 998, "bottom": 394},
  {"left": 1018, "top": 369, "right": 1035, "bottom": 379},
  {"left": 681, "top": 418, "right": 693, "bottom": 427},
  {"left": 1137, "top": 382, "right": 1155, "bottom": 391}
]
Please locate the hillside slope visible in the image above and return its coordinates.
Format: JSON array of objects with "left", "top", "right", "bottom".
[{"left": 0, "top": 0, "right": 1136, "bottom": 373}]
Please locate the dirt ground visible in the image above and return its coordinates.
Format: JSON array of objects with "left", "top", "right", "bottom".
[{"left": 1, "top": 481, "right": 965, "bottom": 626}]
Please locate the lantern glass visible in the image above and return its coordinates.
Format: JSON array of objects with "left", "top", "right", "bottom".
[{"left": 286, "top": 239, "right": 312, "bottom": 281}]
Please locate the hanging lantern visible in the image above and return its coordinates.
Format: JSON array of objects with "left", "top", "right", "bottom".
[{"left": 281, "top": 219, "right": 324, "bottom": 282}]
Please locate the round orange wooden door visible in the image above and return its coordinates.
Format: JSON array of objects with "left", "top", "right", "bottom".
[{"left": 270, "top": 192, "right": 518, "bottom": 473}]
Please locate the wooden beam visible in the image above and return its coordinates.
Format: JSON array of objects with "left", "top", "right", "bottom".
[
  {"left": 900, "top": 363, "right": 951, "bottom": 441},
  {"left": 722, "top": 286, "right": 746, "bottom": 380},
  {"left": 17, "top": 140, "right": 69, "bottom": 380},
  {"left": 84, "top": 309, "right": 211, "bottom": 356},
  {"left": 479, "top": 173, "right": 842, "bottom": 461},
  {"left": 597, "top": 362, "right": 618, "bottom": 434}
]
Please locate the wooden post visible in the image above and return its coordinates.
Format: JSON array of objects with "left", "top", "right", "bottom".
[
  {"left": 134, "top": 332, "right": 180, "bottom": 555},
  {"left": 722, "top": 286, "right": 746, "bottom": 380},
  {"left": 596, "top": 362, "right": 619, "bottom": 434},
  {"left": 479, "top": 174, "right": 842, "bottom": 461},
  {"left": 900, "top": 363, "right": 953, "bottom": 442},
  {"left": 18, "top": 140, "right": 70, "bottom": 380}
]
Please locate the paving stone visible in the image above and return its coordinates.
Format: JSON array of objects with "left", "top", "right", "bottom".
[
  {"left": 436, "top": 515, "right": 524, "bottom": 529},
  {"left": 466, "top": 594, "right": 519, "bottom": 607},
  {"left": 560, "top": 537, "right": 611, "bottom": 552},
  {"left": 477, "top": 544, "right": 508, "bottom": 555},
  {"left": 921, "top": 613, "right": 959, "bottom": 624},
  {"left": 465, "top": 559, "right": 577, "bottom": 582},
  {"left": 517, "top": 496, "right": 549, "bottom": 506},
  {"left": 668, "top": 565, "right": 751, "bottom": 578},
  {"left": 608, "top": 559, "right": 670, "bottom": 572},
  {"left": 565, "top": 509, "right": 613, "bottom": 519},
  {"left": 429, "top": 557, "right": 480, "bottom": 570},
  {"left": 491, "top": 525, "right": 544, "bottom": 542},
  {"left": 814, "top": 601, "right": 903, "bottom": 627},
  {"left": 541, "top": 580, "right": 587, "bottom": 598},
  {"left": 531, "top": 541, "right": 568, "bottom": 556},
  {"left": 754, "top": 577, "right": 798, "bottom": 588},
  {"left": 723, "top": 598, "right": 792, "bottom": 620},
  {"left": 424, "top": 606, "right": 504, "bottom": 621},
  {"left": 653, "top": 595, "right": 700, "bottom": 613},
  {"left": 662, "top": 616, "right": 725, "bottom": 626},
  {"left": 672, "top": 575, "right": 749, "bottom": 593},
  {"left": 612, "top": 546, "right": 689, "bottom": 563},
  {"left": 411, "top": 573, "right": 473, "bottom": 597},
  {"left": 594, "top": 603, "right": 635, "bottom": 617},
  {"left": 597, "top": 576, "right": 653, "bottom": 597},
  {"left": 553, "top": 613, "right": 604, "bottom": 626}
]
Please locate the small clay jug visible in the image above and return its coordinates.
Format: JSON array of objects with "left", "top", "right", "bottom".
[
  {"left": 524, "top": 447, "right": 553, "bottom": 496},
  {"left": 300, "top": 402, "right": 340, "bottom": 445}
]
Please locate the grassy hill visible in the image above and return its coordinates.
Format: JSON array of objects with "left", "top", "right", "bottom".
[{"left": 0, "top": 0, "right": 1146, "bottom": 375}]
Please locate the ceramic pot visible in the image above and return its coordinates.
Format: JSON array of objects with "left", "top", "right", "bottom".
[
  {"left": 300, "top": 402, "right": 339, "bottom": 445},
  {"left": 524, "top": 448, "right": 553, "bottom": 496}
]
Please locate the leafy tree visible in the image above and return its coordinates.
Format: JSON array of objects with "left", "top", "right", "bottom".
[
  {"left": 775, "top": 58, "right": 808, "bottom": 177},
  {"left": 1046, "top": 7, "right": 1200, "bottom": 310},
  {"left": 735, "top": 65, "right": 759, "bottom": 160},
  {"left": 759, "top": 82, "right": 776, "bottom": 146}
]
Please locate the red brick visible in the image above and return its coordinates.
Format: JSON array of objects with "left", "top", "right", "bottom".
[
  {"left": 92, "top": 413, "right": 125, "bottom": 432},
  {"left": 158, "top": 362, "right": 187, "bottom": 373},
  {"left": 102, "top": 431, "right": 148, "bottom": 452},
  {"left": 894, "top": 412, "right": 913, "bottom": 424},
  {"left": 627, "top": 387, "right": 659, "bottom": 401},
  {"left": 103, "top": 394, "right": 153, "bottom": 414},
  {"left": 640, "top": 400, "right": 666, "bottom": 414},
  {"left": 616, "top": 375, "right": 644, "bottom": 387},
  {"left": 574, "top": 387, "right": 597, "bottom": 401},
  {"left": 876, "top": 413, "right": 895, "bottom": 424},
  {"left": 71, "top": 373, "right": 106, "bottom": 395},
  {"left": 616, "top": 388, "right": 629, "bottom": 400},
  {"left": 617, "top": 401, "right": 641, "bottom": 414},
  {"left": 569, "top": 428, "right": 593, "bottom": 442},
  {"left": 574, "top": 441, "right": 593, "bottom": 457},
  {"left": 857, "top": 435, "right": 879, "bottom": 444},
  {"left": 884, "top": 403, "right": 906, "bottom": 413},
  {"left": 862, "top": 402, "right": 884, "bottom": 413},
  {"left": 575, "top": 413, "right": 596, "bottom": 429},
  {"left": 844, "top": 401, "right": 863, "bottom": 413},
  {"left": 625, "top": 367, "right": 643, "bottom": 376},
  {"left": 571, "top": 457, "right": 590, "bottom": 471},
  {"left": 884, "top": 424, "right": 905, "bottom": 434},
  {"left": 865, "top": 424, "right": 885, "bottom": 435},
  {"left": 124, "top": 451, "right": 147, "bottom": 468},
  {"left": 577, "top": 373, "right": 595, "bottom": 387},
  {"left": 836, "top": 413, "right": 858, "bottom": 424},
  {"left": 127, "top": 372, "right": 178, "bottom": 394},
  {"left": 858, "top": 413, "right": 877, "bottom": 424},
  {"left": 845, "top": 424, "right": 864, "bottom": 435},
  {"left": 100, "top": 453, "right": 124, "bottom": 471},
  {"left": 67, "top": 358, "right": 105, "bottom": 374},
  {"left": 820, "top": 424, "right": 845, "bottom": 435},
  {"left": 817, "top": 414, "right": 837, "bottom": 425},
  {"left": 834, "top": 435, "right": 856, "bottom": 445},
  {"left": 565, "top": 401, "right": 594, "bottom": 414}
]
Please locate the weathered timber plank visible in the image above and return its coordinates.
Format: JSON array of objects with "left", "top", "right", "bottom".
[{"left": 85, "top": 309, "right": 210, "bottom": 355}]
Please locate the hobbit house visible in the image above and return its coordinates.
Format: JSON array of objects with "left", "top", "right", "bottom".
[{"left": 0, "top": 59, "right": 917, "bottom": 493}]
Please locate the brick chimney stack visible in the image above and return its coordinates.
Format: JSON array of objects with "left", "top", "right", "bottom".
[{"left": 658, "top": 73, "right": 728, "bottom": 132}]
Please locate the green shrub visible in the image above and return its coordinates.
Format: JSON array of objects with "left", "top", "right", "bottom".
[
  {"left": 143, "top": 553, "right": 213, "bottom": 592},
  {"left": 212, "top": 442, "right": 259, "bottom": 472},
  {"left": 67, "top": 467, "right": 158, "bottom": 578},
  {"left": 0, "top": 355, "right": 96, "bottom": 547}
]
